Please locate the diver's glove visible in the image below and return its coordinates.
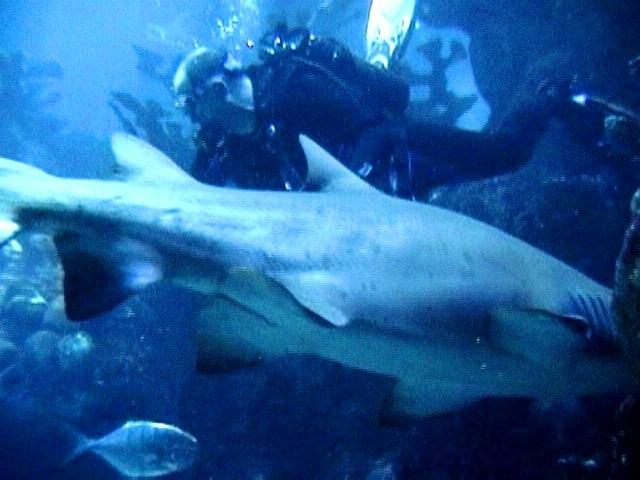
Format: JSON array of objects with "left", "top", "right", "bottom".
[{"left": 532, "top": 75, "right": 579, "bottom": 114}]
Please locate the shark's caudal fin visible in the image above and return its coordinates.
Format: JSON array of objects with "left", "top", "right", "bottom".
[
  {"left": 299, "top": 135, "right": 377, "bottom": 193},
  {"left": 58, "top": 134, "right": 195, "bottom": 320},
  {"left": 0, "top": 156, "right": 52, "bottom": 223},
  {"left": 0, "top": 135, "right": 194, "bottom": 321},
  {"left": 55, "top": 232, "right": 163, "bottom": 320},
  {"left": 0, "top": 158, "right": 55, "bottom": 249}
]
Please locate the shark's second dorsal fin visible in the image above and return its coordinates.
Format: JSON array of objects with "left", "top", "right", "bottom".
[
  {"left": 299, "top": 135, "right": 377, "bottom": 193},
  {"left": 111, "top": 133, "right": 194, "bottom": 186}
]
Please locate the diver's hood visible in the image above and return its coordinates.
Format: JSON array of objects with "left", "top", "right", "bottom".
[
  {"left": 173, "top": 48, "right": 253, "bottom": 112},
  {"left": 173, "top": 47, "right": 223, "bottom": 96}
]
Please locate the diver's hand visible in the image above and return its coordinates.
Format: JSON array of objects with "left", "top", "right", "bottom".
[{"left": 533, "top": 74, "right": 578, "bottom": 110}]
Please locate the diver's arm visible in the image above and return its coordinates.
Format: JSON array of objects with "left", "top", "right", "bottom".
[
  {"left": 406, "top": 83, "right": 571, "bottom": 190},
  {"left": 406, "top": 121, "right": 524, "bottom": 191}
]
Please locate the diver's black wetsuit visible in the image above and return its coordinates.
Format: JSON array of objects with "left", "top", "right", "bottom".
[
  {"left": 192, "top": 27, "right": 412, "bottom": 195},
  {"left": 191, "top": 27, "right": 558, "bottom": 198}
]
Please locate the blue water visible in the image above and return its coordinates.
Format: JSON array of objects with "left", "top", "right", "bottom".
[{"left": 1, "top": 1, "right": 639, "bottom": 478}]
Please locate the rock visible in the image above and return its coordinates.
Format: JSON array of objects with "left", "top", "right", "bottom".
[
  {"left": 57, "top": 332, "right": 93, "bottom": 370},
  {"left": 42, "top": 295, "right": 78, "bottom": 332},
  {"left": 23, "top": 330, "right": 61, "bottom": 367},
  {"left": 613, "top": 190, "right": 640, "bottom": 379},
  {"left": 1, "top": 286, "right": 48, "bottom": 343}
]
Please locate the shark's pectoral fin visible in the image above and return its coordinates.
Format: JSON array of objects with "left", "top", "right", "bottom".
[
  {"left": 486, "top": 308, "right": 587, "bottom": 370},
  {"left": 275, "top": 271, "right": 350, "bottom": 327},
  {"left": 54, "top": 232, "right": 163, "bottom": 320},
  {"left": 299, "top": 135, "right": 378, "bottom": 194},
  {"left": 111, "top": 133, "right": 194, "bottom": 186}
]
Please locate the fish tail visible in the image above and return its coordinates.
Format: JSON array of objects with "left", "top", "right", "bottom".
[{"left": 62, "top": 430, "right": 92, "bottom": 466}]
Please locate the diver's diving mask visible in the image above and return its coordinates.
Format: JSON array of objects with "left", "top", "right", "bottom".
[{"left": 173, "top": 48, "right": 254, "bottom": 120}]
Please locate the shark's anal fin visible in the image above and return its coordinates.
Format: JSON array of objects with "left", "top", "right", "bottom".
[
  {"left": 110, "top": 133, "right": 194, "bottom": 186},
  {"left": 55, "top": 232, "right": 163, "bottom": 320},
  {"left": 299, "top": 135, "right": 377, "bottom": 193}
]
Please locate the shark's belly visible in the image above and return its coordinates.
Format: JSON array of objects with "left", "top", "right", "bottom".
[{"left": 338, "top": 261, "right": 534, "bottom": 338}]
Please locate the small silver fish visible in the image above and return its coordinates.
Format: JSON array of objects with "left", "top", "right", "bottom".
[{"left": 66, "top": 420, "right": 198, "bottom": 478}]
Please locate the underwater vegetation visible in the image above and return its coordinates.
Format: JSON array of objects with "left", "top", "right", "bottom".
[
  {"left": 109, "top": 46, "right": 194, "bottom": 172},
  {"left": 0, "top": 50, "right": 65, "bottom": 162},
  {"left": 0, "top": 49, "right": 113, "bottom": 178}
]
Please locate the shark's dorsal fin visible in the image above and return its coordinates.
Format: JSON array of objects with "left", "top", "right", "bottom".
[
  {"left": 299, "top": 135, "right": 377, "bottom": 193},
  {"left": 111, "top": 133, "right": 193, "bottom": 185}
]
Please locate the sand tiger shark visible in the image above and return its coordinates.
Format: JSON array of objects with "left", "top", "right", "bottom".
[{"left": 0, "top": 134, "right": 631, "bottom": 418}]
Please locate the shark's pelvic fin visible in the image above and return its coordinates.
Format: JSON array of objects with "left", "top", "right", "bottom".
[
  {"left": 111, "top": 133, "right": 194, "bottom": 186},
  {"left": 299, "top": 135, "right": 377, "bottom": 193},
  {"left": 276, "top": 271, "right": 350, "bottom": 327},
  {"left": 219, "top": 268, "right": 330, "bottom": 327}
]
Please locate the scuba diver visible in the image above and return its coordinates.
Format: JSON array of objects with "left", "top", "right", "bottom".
[
  {"left": 173, "top": 1, "right": 569, "bottom": 198},
  {"left": 174, "top": 0, "right": 418, "bottom": 197},
  {"left": 174, "top": 25, "right": 413, "bottom": 196}
]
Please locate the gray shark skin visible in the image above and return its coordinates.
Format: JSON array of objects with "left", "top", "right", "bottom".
[{"left": 0, "top": 134, "right": 631, "bottom": 418}]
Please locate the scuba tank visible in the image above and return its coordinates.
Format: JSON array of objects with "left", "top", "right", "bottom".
[{"left": 365, "top": 0, "right": 417, "bottom": 69}]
